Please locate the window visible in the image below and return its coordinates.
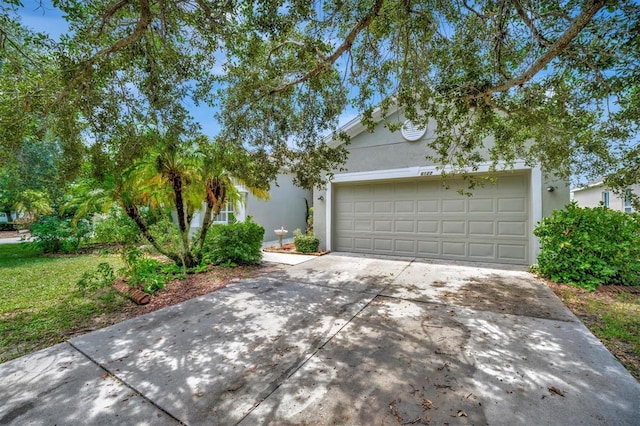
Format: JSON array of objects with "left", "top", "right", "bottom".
[
  {"left": 212, "top": 201, "right": 235, "bottom": 224},
  {"left": 602, "top": 191, "right": 610, "bottom": 208},
  {"left": 624, "top": 190, "right": 633, "bottom": 213}
]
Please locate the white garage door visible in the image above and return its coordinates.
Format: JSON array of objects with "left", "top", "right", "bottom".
[{"left": 333, "top": 173, "right": 530, "bottom": 264}]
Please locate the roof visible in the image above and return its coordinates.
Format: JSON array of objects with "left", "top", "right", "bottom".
[
  {"left": 571, "top": 178, "right": 605, "bottom": 192},
  {"left": 325, "top": 103, "right": 400, "bottom": 148}
]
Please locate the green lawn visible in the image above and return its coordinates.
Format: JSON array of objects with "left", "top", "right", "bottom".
[{"left": 0, "top": 243, "right": 124, "bottom": 363}]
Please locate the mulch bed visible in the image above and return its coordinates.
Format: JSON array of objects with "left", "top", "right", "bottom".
[
  {"left": 596, "top": 285, "right": 640, "bottom": 295},
  {"left": 263, "top": 242, "right": 329, "bottom": 256}
]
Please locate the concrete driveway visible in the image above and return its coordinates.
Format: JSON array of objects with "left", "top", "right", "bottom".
[{"left": 1, "top": 253, "right": 638, "bottom": 425}]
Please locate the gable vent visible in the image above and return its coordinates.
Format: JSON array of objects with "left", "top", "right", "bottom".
[{"left": 401, "top": 120, "right": 427, "bottom": 141}]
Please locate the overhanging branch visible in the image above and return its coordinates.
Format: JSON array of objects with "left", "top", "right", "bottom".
[{"left": 470, "top": 0, "right": 606, "bottom": 101}]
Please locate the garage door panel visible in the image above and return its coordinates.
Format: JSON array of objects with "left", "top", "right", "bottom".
[
  {"left": 336, "top": 236, "right": 354, "bottom": 250},
  {"left": 395, "top": 220, "right": 415, "bottom": 233},
  {"left": 498, "top": 174, "right": 527, "bottom": 190},
  {"left": 469, "top": 243, "right": 495, "bottom": 258},
  {"left": 373, "top": 220, "right": 392, "bottom": 232},
  {"left": 336, "top": 201, "right": 354, "bottom": 214},
  {"left": 468, "top": 198, "right": 495, "bottom": 213},
  {"left": 354, "top": 201, "right": 372, "bottom": 213},
  {"left": 498, "top": 244, "right": 527, "bottom": 261},
  {"left": 442, "top": 221, "right": 466, "bottom": 235},
  {"left": 373, "top": 183, "right": 394, "bottom": 197},
  {"left": 333, "top": 173, "right": 530, "bottom": 265},
  {"left": 417, "top": 240, "right": 439, "bottom": 255},
  {"left": 469, "top": 221, "right": 494, "bottom": 235},
  {"left": 417, "top": 180, "right": 442, "bottom": 191},
  {"left": 374, "top": 239, "right": 393, "bottom": 251},
  {"left": 442, "top": 199, "right": 465, "bottom": 213},
  {"left": 350, "top": 185, "right": 373, "bottom": 198},
  {"left": 355, "top": 238, "right": 373, "bottom": 250},
  {"left": 417, "top": 220, "right": 439, "bottom": 233},
  {"left": 498, "top": 198, "right": 526, "bottom": 213},
  {"left": 373, "top": 201, "right": 393, "bottom": 213},
  {"left": 395, "top": 181, "right": 417, "bottom": 195},
  {"left": 395, "top": 240, "right": 415, "bottom": 253},
  {"left": 336, "top": 219, "right": 353, "bottom": 232},
  {"left": 354, "top": 219, "right": 373, "bottom": 232},
  {"left": 442, "top": 242, "right": 466, "bottom": 257},
  {"left": 395, "top": 200, "right": 415, "bottom": 213},
  {"left": 417, "top": 200, "right": 439, "bottom": 213},
  {"left": 498, "top": 221, "right": 527, "bottom": 237}
]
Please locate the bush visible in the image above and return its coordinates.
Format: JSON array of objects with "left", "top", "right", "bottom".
[
  {"left": 293, "top": 228, "right": 319, "bottom": 253},
  {"left": 202, "top": 217, "right": 264, "bottom": 265},
  {"left": 31, "top": 215, "right": 93, "bottom": 253},
  {"left": 77, "top": 262, "right": 116, "bottom": 294},
  {"left": 121, "top": 247, "right": 184, "bottom": 294},
  {"left": 533, "top": 202, "right": 640, "bottom": 290},
  {"left": 0, "top": 223, "right": 14, "bottom": 232},
  {"left": 93, "top": 209, "right": 140, "bottom": 245}
]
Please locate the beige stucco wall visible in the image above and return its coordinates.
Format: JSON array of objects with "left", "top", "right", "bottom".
[
  {"left": 246, "top": 173, "right": 312, "bottom": 242},
  {"left": 572, "top": 184, "right": 639, "bottom": 212},
  {"left": 313, "top": 113, "right": 570, "bottom": 253}
]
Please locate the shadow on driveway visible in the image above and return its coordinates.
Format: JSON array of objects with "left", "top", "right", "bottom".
[{"left": 0, "top": 253, "right": 638, "bottom": 425}]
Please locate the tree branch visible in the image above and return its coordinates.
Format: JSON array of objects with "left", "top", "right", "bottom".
[
  {"left": 92, "top": 0, "right": 152, "bottom": 63},
  {"left": 49, "top": 0, "right": 152, "bottom": 113},
  {"left": 98, "top": 0, "right": 130, "bottom": 35},
  {"left": 470, "top": 0, "right": 606, "bottom": 101},
  {"left": 461, "top": 0, "right": 488, "bottom": 19},
  {"left": 512, "top": 0, "right": 551, "bottom": 47},
  {"left": 268, "top": 0, "right": 384, "bottom": 95}
]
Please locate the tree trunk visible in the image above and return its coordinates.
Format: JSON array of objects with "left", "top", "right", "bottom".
[
  {"left": 123, "top": 203, "right": 183, "bottom": 265},
  {"left": 196, "top": 202, "right": 213, "bottom": 250},
  {"left": 169, "top": 173, "right": 194, "bottom": 265}
]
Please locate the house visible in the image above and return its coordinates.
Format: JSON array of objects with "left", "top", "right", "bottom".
[
  {"left": 188, "top": 173, "right": 312, "bottom": 243},
  {"left": 571, "top": 179, "right": 637, "bottom": 213},
  {"left": 313, "top": 110, "right": 569, "bottom": 266}
]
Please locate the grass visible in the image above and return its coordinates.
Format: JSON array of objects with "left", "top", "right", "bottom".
[
  {"left": 549, "top": 282, "right": 640, "bottom": 381},
  {"left": 0, "top": 243, "right": 124, "bottom": 363}
]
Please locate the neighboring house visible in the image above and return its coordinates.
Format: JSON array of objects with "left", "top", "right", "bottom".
[
  {"left": 313, "top": 110, "right": 569, "bottom": 266},
  {"left": 0, "top": 211, "right": 20, "bottom": 223},
  {"left": 189, "top": 173, "right": 312, "bottom": 243},
  {"left": 571, "top": 179, "right": 637, "bottom": 213}
]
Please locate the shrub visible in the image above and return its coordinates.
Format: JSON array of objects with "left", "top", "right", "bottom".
[
  {"left": 121, "top": 247, "right": 184, "bottom": 294},
  {"left": 31, "top": 215, "right": 93, "bottom": 253},
  {"left": 202, "top": 217, "right": 264, "bottom": 265},
  {"left": 533, "top": 202, "right": 640, "bottom": 290},
  {"left": 293, "top": 228, "right": 319, "bottom": 253},
  {"left": 77, "top": 262, "right": 116, "bottom": 294},
  {"left": 93, "top": 209, "right": 140, "bottom": 245}
]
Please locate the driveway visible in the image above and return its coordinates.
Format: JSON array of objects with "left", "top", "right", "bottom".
[{"left": 1, "top": 254, "right": 638, "bottom": 425}]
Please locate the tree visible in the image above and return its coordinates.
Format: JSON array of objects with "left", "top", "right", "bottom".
[
  {"left": 2, "top": 0, "right": 639, "bottom": 195},
  {"left": 68, "top": 135, "right": 270, "bottom": 268},
  {"left": 220, "top": 0, "right": 640, "bottom": 191}
]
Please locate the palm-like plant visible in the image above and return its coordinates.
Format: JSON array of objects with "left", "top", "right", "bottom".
[
  {"left": 194, "top": 139, "right": 270, "bottom": 250},
  {"left": 65, "top": 173, "right": 184, "bottom": 265},
  {"left": 68, "top": 135, "right": 272, "bottom": 268},
  {"left": 132, "top": 139, "right": 202, "bottom": 266}
]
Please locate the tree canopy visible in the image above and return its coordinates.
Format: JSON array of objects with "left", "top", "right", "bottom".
[{"left": 1, "top": 0, "right": 639, "bottom": 194}]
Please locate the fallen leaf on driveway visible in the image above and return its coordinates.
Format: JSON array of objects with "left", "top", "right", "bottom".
[
  {"left": 456, "top": 410, "right": 467, "bottom": 417},
  {"left": 548, "top": 386, "right": 566, "bottom": 397},
  {"left": 422, "top": 399, "right": 433, "bottom": 409}
]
